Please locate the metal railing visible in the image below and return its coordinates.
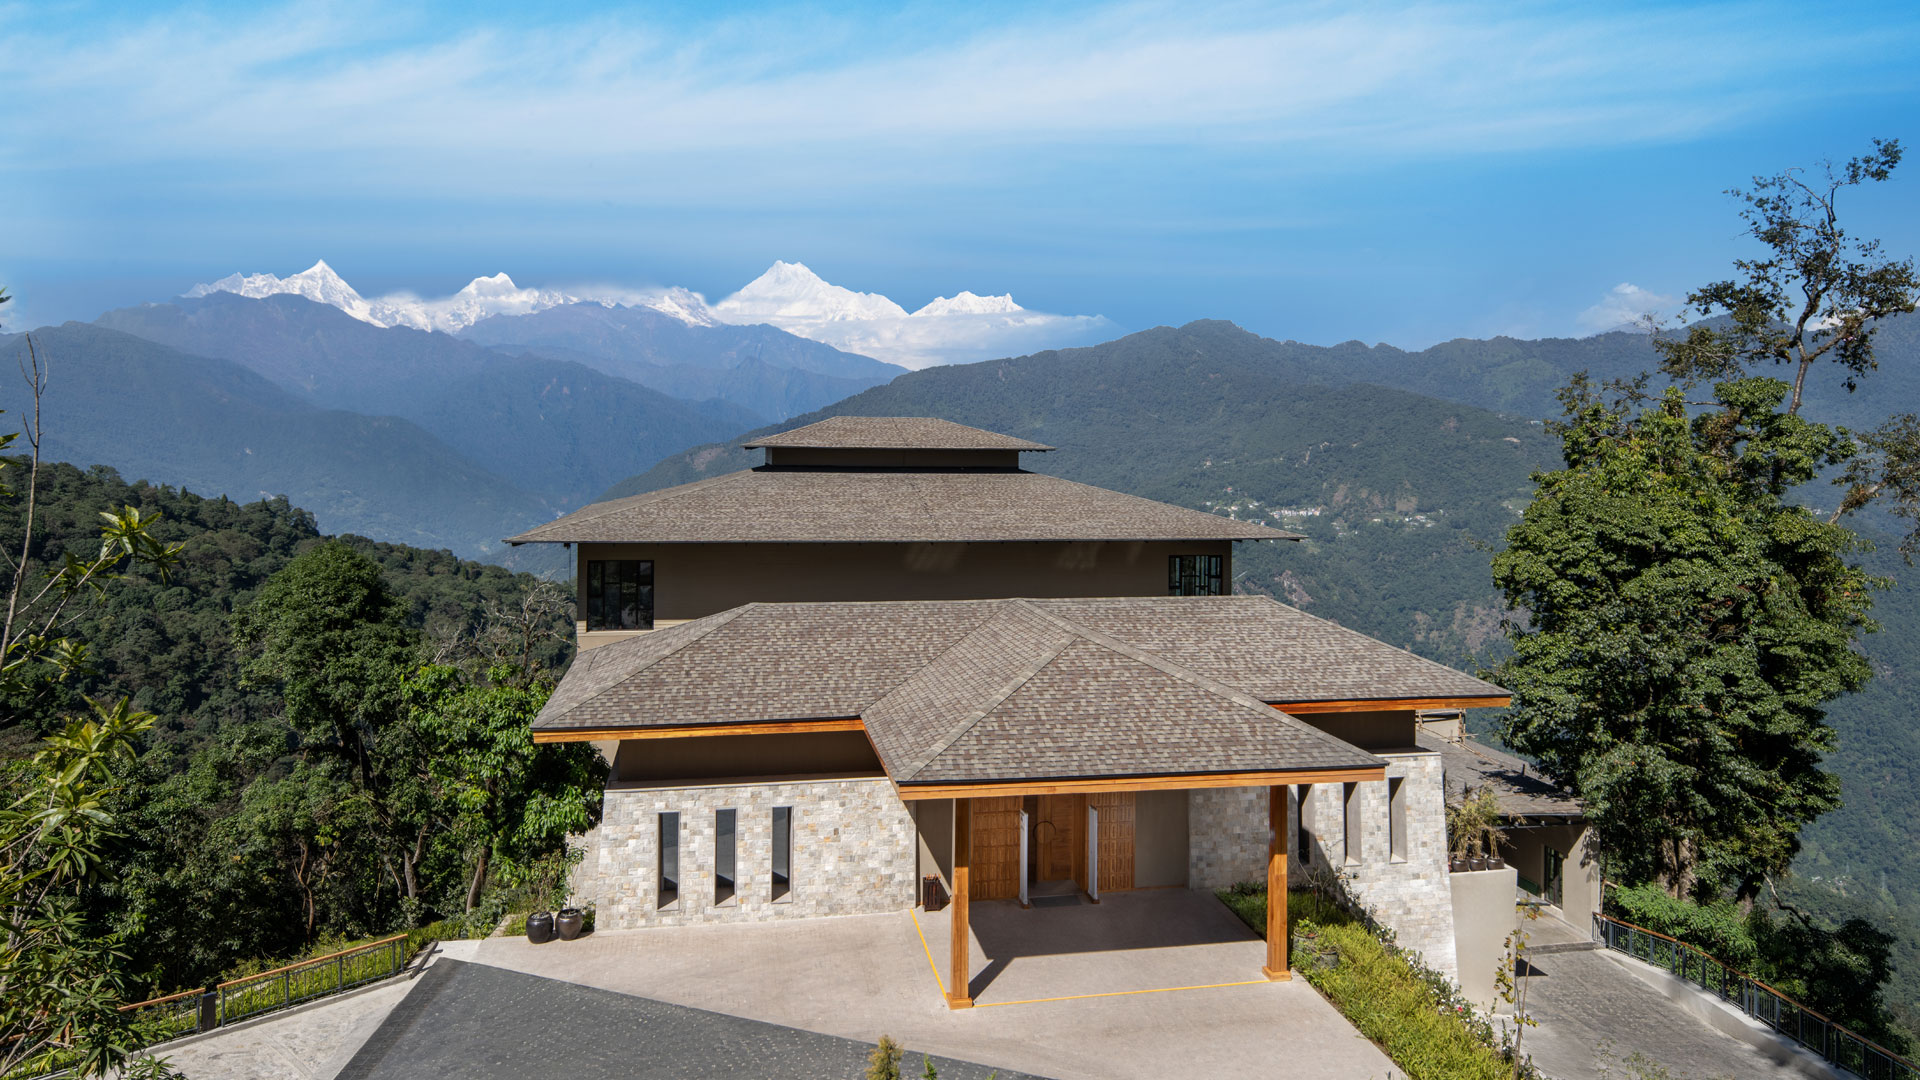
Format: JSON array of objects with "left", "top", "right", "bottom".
[
  {"left": 118, "top": 933, "right": 409, "bottom": 1048},
  {"left": 1594, "top": 914, "right": 1918, "bottom": 1080}
]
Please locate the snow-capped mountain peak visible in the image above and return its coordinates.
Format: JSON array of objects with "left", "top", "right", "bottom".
[
  {"left": 715, "top": 260, "right": 908, "bottom": 323},
  {"left": 187, "top": 260, "right": 376, "bottom": 322},
  {"left": 913, "top": 291, "right": 1023, "bottom": 317}
]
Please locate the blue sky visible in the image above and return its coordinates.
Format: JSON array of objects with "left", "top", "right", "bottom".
[{"left": 4, "top": 0, "right": 1918, "bottom": 349}]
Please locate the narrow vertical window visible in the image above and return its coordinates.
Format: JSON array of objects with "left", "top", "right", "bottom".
[
  {"left": 1388, "top": 777, "right": 1407, "bottom": 862},
  {"left": 771, "top": 806, "right": 792, "bottom": 901},
  {"left": 1343, "top": 782, "right": 1362, "bottom": 864},
  {"left": 1295, "top": 783, "right": 1313, "bottom": 863},
  {"left": 715, "top": 808, "right": 737, "bottom": 904},
  {"left": 1168, "top": 554, "right": 1225, "bottom": 596},
  {"left": 657, "top": 812, "right": 679, "bottom": 908},
  {"left": 585, "top": 560, "right": 654, "bottom": 630}
]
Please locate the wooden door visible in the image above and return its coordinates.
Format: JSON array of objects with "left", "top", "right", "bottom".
[
  {"left": 1089, "top": 792, "right": 1135, "bottom": 892},
  {"left": 1036, "top": 795, "right": 1080, "bottom": 881},
  {"left": 971, "top": 796, "right": 1024, "bottom": 901}
]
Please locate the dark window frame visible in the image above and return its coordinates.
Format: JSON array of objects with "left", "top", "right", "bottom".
[
  {"left": 657, "top": 812, "right": 680, "bottom": 909},
  {"left": 771, "top": 806, "right": 793, "bottom": 902},
  {"left": 714, "top": 807, "right": 737, "bottom": 905},
  {"left": 1168, "top": 554, "right": 1225, "bottom": 596},
  {"left": 586, "top": 559, "right": 655, "bottom": 631}
]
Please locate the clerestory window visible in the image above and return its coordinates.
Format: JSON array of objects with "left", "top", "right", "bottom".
[
  {"left": 1168, "top": 554, "right": 1224, "bottom": 596},
  {"left": 586, "top": 560, "right": 654, "bottom": 631}
]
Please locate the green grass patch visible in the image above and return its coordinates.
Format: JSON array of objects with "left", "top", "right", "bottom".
[{"left": 1216, "top": 885, "right": 1527, "bottom": 1080}]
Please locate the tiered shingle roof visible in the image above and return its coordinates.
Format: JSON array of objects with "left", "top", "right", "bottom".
[
  {"left": 742, "top": 416, "right": 1054, "bottom": 451},
  {"left": 536, "top": 596, "right": 1508, "bottom": 787}
]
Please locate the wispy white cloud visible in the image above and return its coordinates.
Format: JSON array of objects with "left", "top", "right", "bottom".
[
  {"left": 0, "top": 1, "right": 1905, "bottom": 203},
  {"left": 1577, "top": 282, "right": 1679, "bottom": 334}
]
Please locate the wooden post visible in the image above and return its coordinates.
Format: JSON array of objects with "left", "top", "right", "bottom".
[
  {"left": 949, "top": 798, "right": 974, "bottom": 1008},
  {"left": 1264, "top": 784, "right": 1291, "bottom": 981}
]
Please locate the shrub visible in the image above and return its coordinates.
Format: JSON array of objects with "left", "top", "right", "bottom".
[
  {"left": 1605, "top": 883, "right": 1758, "bottom": 969},
  {"left": 1297, "top": 920, "right": 1514, "bottom": 1080},
  {"left": 865, "top": 1035, "right": 903, "bottom": 1080}
]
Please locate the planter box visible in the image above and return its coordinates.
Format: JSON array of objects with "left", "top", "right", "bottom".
[{"left": 1449, "top": 866, "right": 1518, "bottom": 1011}]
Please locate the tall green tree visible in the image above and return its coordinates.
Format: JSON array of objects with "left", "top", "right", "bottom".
[
  {"left": 1493, "top": 378, "right": 1874, "bottom": 895},
  {"left": 404, "top": 664, "right": 603, "bottom": 911}
]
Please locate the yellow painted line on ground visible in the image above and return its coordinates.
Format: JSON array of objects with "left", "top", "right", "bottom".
[
  {"left": 974, "top": 979, "right": 1270, "bottom": 1008},
  {"left": 909, "top": 907, "right": 948, "bottom": 996},
  {"left": 909, "top": 908, "right": 1271, "bottom": 1009}
]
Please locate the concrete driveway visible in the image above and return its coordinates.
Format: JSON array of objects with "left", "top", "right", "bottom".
[{"left": 457, "top": 889, "right": 1397, "bottom": 1080}]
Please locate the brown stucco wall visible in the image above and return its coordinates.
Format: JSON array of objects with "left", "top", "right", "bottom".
[
  {"left": 1132, "top": 789, "right": 1190, "bottom": 888},
  {"left": 611, "top": 731, "right": 883, "bottom": 783},
  {"left": 1296, "top": 710, "right": 1417, "bottom": 750},
  {"left": 575, "top": 539, "right": 1234, "bottom": 648},
  {"left": 914, "top": 798, "right": 955, "bottom": 895}
]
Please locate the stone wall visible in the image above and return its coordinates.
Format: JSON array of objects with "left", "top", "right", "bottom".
[
  {"left": 1184, "top": 753, "right": 1459, "bottom": 980},
  {"left": 574, "top": 776, "right": 919, "bottom": 930}
]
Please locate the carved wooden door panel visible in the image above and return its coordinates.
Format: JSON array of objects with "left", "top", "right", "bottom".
[{"left": 1089, "top": 792, "right": 1135, "bottom": 892}]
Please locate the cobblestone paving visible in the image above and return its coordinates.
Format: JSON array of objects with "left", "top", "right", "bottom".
[
  {"left": 335, "top": 959, "right": 1043, "bottom": 1080},
  {"left": 1519, "top": 949, "right": 1834, "bottom": 1080}
]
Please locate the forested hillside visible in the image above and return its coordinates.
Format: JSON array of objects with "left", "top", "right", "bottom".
[{"left": 0, "top": 458, "right": 584, "bottom": 996}]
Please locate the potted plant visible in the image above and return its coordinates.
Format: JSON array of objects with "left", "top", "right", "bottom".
[{"left": 1445, "top": 786, "right": 1507, "bottom": 872}]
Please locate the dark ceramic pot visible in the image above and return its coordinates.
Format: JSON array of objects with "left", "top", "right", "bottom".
[
  {"left": 556, "top": 907, "right": 584, "bottom": 941},
  {"left": 1488, "top": 856, "right": 1507, "bottom": 870},
  {"left": 526, "top": 911, "right": 555, "bottom": 944},
  {"left": 1467, "top": 855, "right": 1489, "bottom": 872},
  {"left": 1450, "top": 858, "right": 1469, "bottom": 873}
]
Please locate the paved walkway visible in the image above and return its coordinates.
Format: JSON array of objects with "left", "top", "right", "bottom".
[
  {"left": 460, "top": 890, "right": 1396, "bottom": 1080},
  {"left": 1517, "top": 948, "right": 1837, "bottom": 1080},
  {"left": 135, "top": 978, "right": 413, "bottom": 1079}
]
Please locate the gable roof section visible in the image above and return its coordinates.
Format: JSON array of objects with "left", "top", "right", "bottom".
[
  {"left": 862, "top": 601, "right": 1384, "bottom": 784},
  {"left": 506, "top": 468, "right": 1299, "bottom": 544},
  {"left": 1026, "top": 595, "right": 1503, "bottom": 704},
  {"left": 742, "top": 416, "right": 1053, "bottom": 451},
  {"left": 534, "top": 596, "right": 1505, "bottom": 785}
]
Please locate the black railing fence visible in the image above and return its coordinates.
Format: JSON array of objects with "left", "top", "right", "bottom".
[
  {"left": 1594, "top": 914, "right": 1918, "bottom": 1080},
  {"left": 118, "top": 933, "right": 409, "bottom": 1049}
]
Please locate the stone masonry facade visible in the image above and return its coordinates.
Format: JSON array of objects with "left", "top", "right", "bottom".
[
  {"left": 575, "top": 777, "right": 918, "bottom": 930},
  {"left": 1184, "top": 752, "right": 1459, "bottom": 980}
]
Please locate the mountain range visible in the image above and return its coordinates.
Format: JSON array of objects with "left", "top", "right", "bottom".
[{"left": 185, "top": 259, "right": 1113, "bottom": 369}]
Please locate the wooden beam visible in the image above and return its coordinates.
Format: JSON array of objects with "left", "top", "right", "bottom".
[
  {"left": 897, "top": 767, "right": 1385, "bottom": 801},
  {"left": 948, "top": 798, "right": 973, "bottom": 1010},
  {"left": 531, "top": 718, "right": 864, "bottom": 743},
  {"left": 1270, "top": 696, "right": 1510, "bottom": 715},
  {"left": 1264, "top": 785, "right": 1291, "bottom": 981}
]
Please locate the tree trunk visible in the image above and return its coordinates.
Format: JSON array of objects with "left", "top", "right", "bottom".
[{"left": 465, "top": 844, "right": 490, "bottom": 912}]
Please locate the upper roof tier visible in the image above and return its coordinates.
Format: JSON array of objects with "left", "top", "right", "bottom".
[
  {"left": 742, "top": 416, "right": 1054, "bottom": 452},
  {"left": 507, "top": 415, "right": 1301, "bottom": 545},
  {"left": 506, "top": 468, "right": 1300, "bottom": 544}
]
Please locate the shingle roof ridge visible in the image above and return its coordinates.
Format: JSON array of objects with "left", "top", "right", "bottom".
[
  {"left": 1011, "top": 599, "right": 1388, "bottom": 767},
  {"left": 743, "top": 416, "right": 1054, "bottom": 451},
  {"left": 883, "top": 600, "right": 1079, "bottom": 781},
  {"left": 1234, "top": 594, "right": 1509, "bottom": 698},
  {"left": 532, "top": 604, "right": 757, "bottom": 728},
  {"left": 506, "top": 470, "right": 757, "bottom": 544}
]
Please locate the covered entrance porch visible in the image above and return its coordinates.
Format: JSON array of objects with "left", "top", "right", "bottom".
[
  {"left": 912, "top": 887, "right": 1270, "bottom": 1007},
  {"left": 908, "top": 772, "right": 1376, "bottom": 1010}
]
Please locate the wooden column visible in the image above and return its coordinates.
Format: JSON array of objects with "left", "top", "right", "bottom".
[
  {"left": 948, "top": 797, "right": 974, "bottom": 1009},
  {"left": 1264, "top": 784, "right": 1291, "bottom": 981}
]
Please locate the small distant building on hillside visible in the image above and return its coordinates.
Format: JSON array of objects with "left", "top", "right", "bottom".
[{"left": 506, "top": 416, "right": 1520, "bottom": 1007}]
